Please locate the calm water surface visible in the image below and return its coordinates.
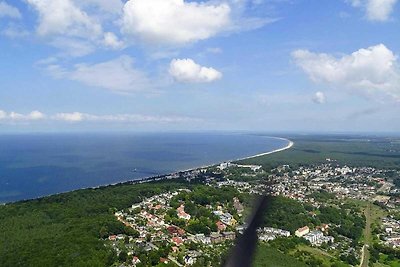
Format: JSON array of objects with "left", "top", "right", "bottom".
[{"left": 0, "top": 133, "right": 289, "bottom": 203}]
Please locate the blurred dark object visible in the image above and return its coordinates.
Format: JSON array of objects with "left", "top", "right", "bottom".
[{"left": 223, "top": 195, "right": 269, "bottom": 267}]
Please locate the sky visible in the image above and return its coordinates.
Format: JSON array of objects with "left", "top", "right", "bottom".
[{"left": 0, "top": 0, "right": 400, "bottom": 133}]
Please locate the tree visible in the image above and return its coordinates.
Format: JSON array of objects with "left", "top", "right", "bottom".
[{"left": 118, "top": 250, "right": 128, "bottom": 263}]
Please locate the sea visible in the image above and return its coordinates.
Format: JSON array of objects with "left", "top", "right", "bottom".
[{"left": 0, "top": 133, "right": 289, "bottom": 203}]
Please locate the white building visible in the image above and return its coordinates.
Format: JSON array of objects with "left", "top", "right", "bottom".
[{"left": 304, "top": 230, "right": 323, "bottom": 244}]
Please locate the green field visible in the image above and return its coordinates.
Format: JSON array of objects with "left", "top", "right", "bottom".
[{"left": 254, "top": 244, "right": 308, "bottom": 267}]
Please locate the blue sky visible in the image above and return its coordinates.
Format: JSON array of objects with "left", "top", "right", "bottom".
[{"left": 0, "top": 0, "right": 399, "bottom": 132}]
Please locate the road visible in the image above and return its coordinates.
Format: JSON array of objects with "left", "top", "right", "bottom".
[{"left": 360, "top": 203, "right": 372, "bottom": 267}]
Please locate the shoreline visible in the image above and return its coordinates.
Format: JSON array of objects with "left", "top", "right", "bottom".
[
  {"left": 2, "top": 137, "right": 294, "bottom": 205},
  {"left": 118, "top": 137, "right": 294, "bottom": 184},
  {"left": 235, "top": 137, "right": 294, "bottom": 161},
  {"left": 139, "top": 137, "right": 294, "bottom": 178}
]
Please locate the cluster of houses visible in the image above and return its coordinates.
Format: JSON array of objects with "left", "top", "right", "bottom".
[
  {"left": 109, "top": 188, "right": 245, "bottom": 266},
  {"left": 213, "top": 210, "right": 237, "bottom": 226},
  {"left": 104, "top": 160, "right": 400, "bottom": 266},
  {"left": 262, "top": 163, "right": 400, "bottom": 208},
  {"left": 381, "top": 217, "right": 400, "bottom": 249},
  {"left": 257, "top": 227, "right": 291, "bottom": 242}
]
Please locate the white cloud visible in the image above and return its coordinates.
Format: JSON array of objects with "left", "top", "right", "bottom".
[
  {"left": 25, "top": 0, "right": 273, "bottom": 57},
  {"left": 121, "top": 0, "right": 231, "bottom": 45},
  {"left": 0, "top": 110, "right": 45, "bottom": 121},
  {"left": 27, "top": 0, "right": 102, "bottom": 38},
  {"left": 25, "top": 0, "right": 129, "bottom": 56},
  {"left": 47, "top": 56, "right": 150, "bottom": 93},
  {"left": 0, "top": 109, "right": 200, "bottom": 124},
  {"left": 312, "top": 91, "right": 326, "bottom": 104},
  {"left": 347, "top": 0, "right": 398, "bottom": 21},
  {"left": 53, "top": 112, "right": 84, "bottom": 122},
  {"left": 53, "top": 112, "right": 201, "bottom": 123},
  {"left": 0, "top": 1, "right": 21, "bottom": 19},
  {"left": 292, "top": 44, "right": 400, "bottom": 101},
  {"left": 169, "top": 58, "right": 222, "bottom": 83},
  {"left": 103, "top": 32, "right": 125, "bottom": 49}
]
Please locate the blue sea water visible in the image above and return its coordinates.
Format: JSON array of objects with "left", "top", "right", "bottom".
[{"left": 0, "top": 133, "right": 289, "bottom": 203}]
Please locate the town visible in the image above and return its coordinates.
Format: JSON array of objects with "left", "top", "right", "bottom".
[{"left": 105, "top": 160, "right": 400, "bottom": 267}]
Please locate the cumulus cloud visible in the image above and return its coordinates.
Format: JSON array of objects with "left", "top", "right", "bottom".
[
  {"left": 0, "top": 110, "right": 45, "bottom": 121},
  {"left": 26, "top": 0, "right": 126, "bottom": 56},
  {"left": 0, "top": 1, "right": 21, "bottom": 19},
  {"left": 24, "top": 0, "right": 274, "bottom": 56},
  {"left": 347, "top": 0, "right": 398, "bottom": 21},
  {"left": 292, "top": 44, "right": 400, "bottom": 100},
  {"left": 121, "top": 0, "right": 231, "bottom": 45},
  {"left": 47, "top": 56, "right": 151, "bottom": 93},
  {"left": 26, "top": 0, "right": 102, "bottom": 38},
  {"left": 169, "top": 58, "right": 222, "bottom": 83},
  {"left": 312, "top": 91, "right": 326, "bottom": 104}
]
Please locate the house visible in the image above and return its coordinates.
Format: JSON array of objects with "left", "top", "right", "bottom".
[
  {"left": 220, "top": 212, "right": 237, "bottom": 226},
  {"left": 233, "top": 197, "right": 244, "bottom": 214},
  {"left": 160, "top": 258, "right": 169, "bottom": 264},
  {"left": 172, "top": 236, "right": 184, "bottom": 246},
  {"left": 259, "top": 233, "right": 276, "bottom": 242},
  {"left": 167, "top": 226, "right": 185, "bottom": 236},
  {"left": 222, "top": 232, "right": 236, "bottom": 241},
  {"left": 172, "top": 246, "right": 179, "bottom": 253},
  {"left": 295, "top": 226, "right": 310, "bottom": 237},
  {"left": 184, "top": 255, "right": 196, "bottom": 265},
  {"left": 210, "top": 232, "right": 223, "bottom": 243},
  {"left": 177, "top": 205, "right": 191, "bottom": 220},
  {"left": 132, "top": 256, "right": 141, "bottom": 266},
  {"left": 304, "top": 230, "right": 323, "bottom": 244},
  {"left": 316, "top": 224, "right": 329, "bottom": 232},
  {"left": 216, "top": 221, "right": 227, "bottom": 232}
]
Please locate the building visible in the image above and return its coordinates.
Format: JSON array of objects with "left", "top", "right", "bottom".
[
  {"left": 233, "top": 197, "right": 244, "bottom": 214},
  {"left": 160, "top": 258, "right": 169, "bottom": 264},
  {"left": 210, "top": 232, "right": 223, "bottom": 243},
  {"left": 177, "top": 204, "right": 191, "bottom": 220},
  {"left": 222, "top": 232, "right": 236, "bottom": 241},
  {"left": 184, "top": 255, "right": 196, "bottom": 265},
  {"left": 172, "top": 236, "right": 184, "bottom": 246},
  {"left": 304, "top": 230, "right": 323, "bottom": 244},
  {"left": 295, "top": 226, "right": 310, "bottom": 237},
  {"left": 167, "top": 226, "right": 185, "bottom": 236},
  {"left": 132, "top": 256, "right": 141, "bottom": 266},
  {"left": 216, "top": 221, "right": 227, "bottom": 232}
]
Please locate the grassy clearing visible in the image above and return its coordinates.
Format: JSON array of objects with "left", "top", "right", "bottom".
[{"left": 253, "top": 244, "right": 307, "bottom": 267}]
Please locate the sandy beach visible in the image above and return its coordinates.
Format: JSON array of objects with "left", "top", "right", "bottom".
[{"left": 237, "top": 137, "right": 294, "bottom": 161}]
